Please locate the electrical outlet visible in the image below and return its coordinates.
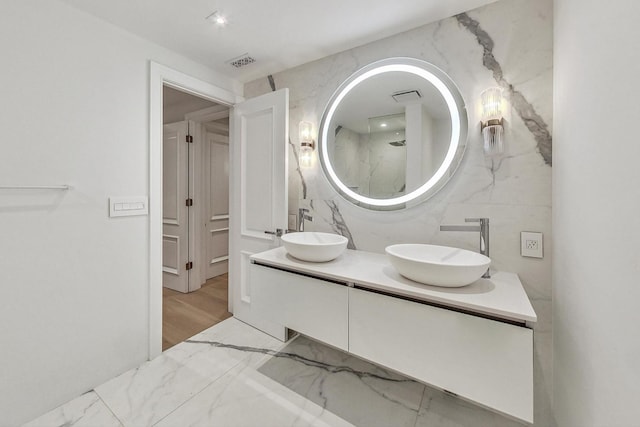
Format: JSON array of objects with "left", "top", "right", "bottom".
[{"left": 521, "top": 231, "right": 543, "bottom": 258}]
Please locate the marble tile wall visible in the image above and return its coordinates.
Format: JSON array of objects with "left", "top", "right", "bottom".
[
  {"left": 364, "top": 130, "right": 407, "bottom": 198},
  {"left": 331, "top": 127, "right": 364, "bottom": 191},
  {"left": 244, "top": 0, "right": 553, "bottom": 424},
  {"left": 333, "top": 127, "right": 408, "bottom": 198}
]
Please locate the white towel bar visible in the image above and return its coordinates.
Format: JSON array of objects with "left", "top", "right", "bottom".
[{"left": 0, "top": 185, "right": 70, "bottom": 190}]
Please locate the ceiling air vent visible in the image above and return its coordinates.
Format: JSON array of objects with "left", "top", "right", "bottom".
[
  {"left": 227, "top": 53, "right": 256, "bottom": 68},
  {"left": 392, "top": 90, "right": 422, "bottom": 103}
]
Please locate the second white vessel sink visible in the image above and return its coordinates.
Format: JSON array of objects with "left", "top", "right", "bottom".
[
  {"left": 385, "top": 244, "right": 491, "bottom": 287},
  {"left": 281, "top": 232, "right": 348, "bottom": 262}
]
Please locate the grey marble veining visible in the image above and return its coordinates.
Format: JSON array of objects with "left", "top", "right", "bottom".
[
  {"left": 187, "top": 339, "right": 416, "bottom": 385},
  {"left": 260, "top": 336, "right": 424, "bottom": 427},
  {"left": 93, "top": 318, "right": 287, "bottom": 426},
  {"left": 22, "top": 391, "right": 122, "bottom": 427},
  {"left": 288, "top": 135, "right": 309, "bottom": 199},
  {"left": 324, "top": 200, "right": 356, "bottom": 249},
  {"left": 455, "top": 12, "right": 552, "bottom": 166},
  {"left": 268, "top": 73, "right": 309, "bottom": 200},
  {"left": 156, "top": 364, "right": 354, "bottom": 427},
  {"left": 267, "top": 74, "right": 276, "bottom": 92},
  {"left": 25, "top": 318, "right": 526, "bottom": 427},
  {"left": 259, "top": 335, "right": 523, "bottom": 427}
]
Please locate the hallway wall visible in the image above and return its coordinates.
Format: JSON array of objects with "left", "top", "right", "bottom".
[{"left": 0, "top": 1, "right": 241, "bottom": 424}]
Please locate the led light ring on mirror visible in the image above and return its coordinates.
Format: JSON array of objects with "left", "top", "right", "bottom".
[{"left": 320, "top": 61, "right": 462, "bottom": 208}]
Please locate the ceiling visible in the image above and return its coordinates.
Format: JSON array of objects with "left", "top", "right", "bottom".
[
  {"left": 335, "top": 70, "right": 449, "bottom": 134},
  {"left": 58, "top": 0, "right": 497, "bottom": 83}
]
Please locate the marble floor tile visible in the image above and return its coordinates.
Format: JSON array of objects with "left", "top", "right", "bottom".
[
  {"left": 25, "top": 318, "right": 528, "bottom": 427},
  {"left": 414, "top": 386, "right": 523, "bottom": 427},
  {"left": 22, "top": 391, "right": 122, "bottom": 427},
  {"left": 155, "top": 364, "right": 354, "bottom": 427},
  {"left": 165, "top": 317, "right": 287, "bottom": 373},
  {"left": 257, "top": 336, "right": 426, "bottom": 427},
  {"left": 94, "top": 318, "right": 286, "bottom": 427},
  {"left": 94, "top": 349, "right": 210, "bottom": 427}
]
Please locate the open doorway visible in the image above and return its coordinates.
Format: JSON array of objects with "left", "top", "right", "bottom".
[
  {"left": 149, "top": 62, "right": 288, "bottom": 359},
  {"left": 161, "top": 85, "right": 231, "bottom": 351}
]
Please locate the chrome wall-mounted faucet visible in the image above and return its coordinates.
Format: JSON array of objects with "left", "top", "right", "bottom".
[
  {"left": 440, "top": 218, "right": 490, "bottom": 278},
  {"left": 298, "top": 208, "right": 313, "bottom": 232}
]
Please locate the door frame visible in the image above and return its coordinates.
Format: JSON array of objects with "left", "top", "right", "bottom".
[
  {"left": 185, "top": 106, "right": 231, "bottom": 286},
  {"left": 184, "top": 105, "right": 231, "bottom": 288},
  {"left": 149, "top": 62, "right": 243, "bottom": 359}
]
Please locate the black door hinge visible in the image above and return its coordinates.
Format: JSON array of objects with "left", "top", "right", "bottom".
[
  {"left": 186, "top": 135, "right": 193, "bottom": 143},
  {"left": 186, "top": 198, "right": 193, "bottom": 207},
  {"left": 185, "top": 261, "right": 193, "bottom": 271}
]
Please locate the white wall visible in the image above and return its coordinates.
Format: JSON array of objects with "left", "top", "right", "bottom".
[
  {"left": 553, "top": 1, "right": 640, "bottom": 425},
  {"left": 0, "top": 1, "right": 241, "bottom": 425}
]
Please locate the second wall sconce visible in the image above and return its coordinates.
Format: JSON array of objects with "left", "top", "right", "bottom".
[
  {"left": 299, "top": 121, "right": 314, "bottom": 168},
  {"left": 480, "top": 87, "right": 505, "bottom": 156}
]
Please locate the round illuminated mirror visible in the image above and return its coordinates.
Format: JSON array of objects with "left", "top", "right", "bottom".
[{"left": 318, "top": 58, "right": 468, "bottom": 210}]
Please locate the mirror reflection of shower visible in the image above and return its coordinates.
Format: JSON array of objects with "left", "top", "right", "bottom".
[
  {"left": 367, "top": 113, "right": 407, "bottom": 197},
  {"left": 331, "top": 81, "right": 450, "bottom": 199},
  {"left": 332, "top": 113, "right": 408, "bottom": 199},
  {"left": 388, "top": 140, "right": 406, "bottom": 147}
]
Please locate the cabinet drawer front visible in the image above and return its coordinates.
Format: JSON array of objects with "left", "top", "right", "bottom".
[
  {"left": 348, "top": 288, "right": 533, "bottom": 423},
  {"left": 251, "top": 264, "right": 349, "bottom": 350}
]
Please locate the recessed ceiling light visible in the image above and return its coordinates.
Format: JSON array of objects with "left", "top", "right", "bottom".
[
  {"left": 205, "top": 11, "right": 227, "bottom": 26},
  {"left": 380, "top": 123, "right": 387, "bottom": 127}
]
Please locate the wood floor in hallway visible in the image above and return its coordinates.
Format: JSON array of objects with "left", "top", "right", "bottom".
[{"left": 162, "top": 273, "right": 231, "bottom": 351}]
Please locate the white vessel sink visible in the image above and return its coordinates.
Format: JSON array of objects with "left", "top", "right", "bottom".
[
  {"left": 281, "top": 232, "right": 348, "bottom": 262},
  {"left": 385, "top": 244, "right": 491, "bottom": 287}
]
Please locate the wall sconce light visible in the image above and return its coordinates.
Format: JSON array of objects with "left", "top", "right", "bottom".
[
  {"left": 299, "top": 121, "right": 314, "bottom": 168},
  {"left": 480, "top": 87, "right": 505, "bottom": 156}
]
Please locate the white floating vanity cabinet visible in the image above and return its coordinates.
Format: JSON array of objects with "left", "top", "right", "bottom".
[
  {"left": 251, "top": 263, "right": 349, "bottom": 351},
  {"left": 250, "top": 248, "right": 537, "bottom": 424}
]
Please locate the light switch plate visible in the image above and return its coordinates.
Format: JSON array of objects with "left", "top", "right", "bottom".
[
  {"left": 109, "top": 196, "right": 148, "bottom": 217},
  {"left": 521, "top": 231, "right": 543, "bottom": 258}
]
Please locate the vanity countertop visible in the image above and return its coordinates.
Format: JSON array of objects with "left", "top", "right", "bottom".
[{"left": 251, "top": 247, "right": 537, "bottom": 324}]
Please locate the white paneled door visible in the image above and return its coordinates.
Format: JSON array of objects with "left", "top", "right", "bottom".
[
  {"left": 204, "top": 129, "right": 230, "bottom": 280},
  {"left": 230, "top": 88, "right": 289, "bottom": 341},
  {"left": 163, "top": 121, "right": 190, "bottom": 293}
]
